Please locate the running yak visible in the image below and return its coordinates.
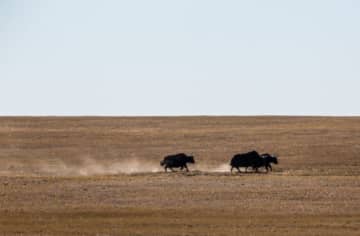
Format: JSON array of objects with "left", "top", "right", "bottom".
[
  {"left": 230, "top": 151, "right": 278, "bottom": 173},
  {"left": 160, "top": 153, "right": 195, "bottom": 172}
]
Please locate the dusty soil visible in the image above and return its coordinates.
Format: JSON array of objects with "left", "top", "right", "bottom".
[{"left": 0, "top": 117, "right": 359, "bottom": 235}]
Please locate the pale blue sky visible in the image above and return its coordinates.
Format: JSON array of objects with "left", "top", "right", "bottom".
[{"left": 1, "top": 0, "right": 359, "bottom": 115}]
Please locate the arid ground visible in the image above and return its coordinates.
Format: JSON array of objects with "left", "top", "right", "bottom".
[{"left": 0, "top": 117, "right": 359, "bottom": 235}]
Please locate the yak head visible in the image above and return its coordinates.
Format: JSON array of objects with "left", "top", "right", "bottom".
[
  {"left": 187, "top": 155, "right": 195, "bottom": 164},
  {"left": 262, "top": 153, "right": 278, "bottom": 164},
  {"left": 271, "top": 156, "right": 278, "bottom": 164}
]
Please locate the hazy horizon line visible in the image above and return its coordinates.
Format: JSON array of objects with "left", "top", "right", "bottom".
[{"left": 1, "top": 114, "right": 359, "bottom": 118}]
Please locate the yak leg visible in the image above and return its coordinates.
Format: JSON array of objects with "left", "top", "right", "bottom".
[
  {"left": 236, "top": 167, "right": 241, "bottom": 173},
  {"left": 164, "top": 165, "right": 168, "bottom": 172},
  {"left": 265, "top": 164, "right": 272, "bottom": 173},
  {"left": 230, "top": 166, "right": 234, "bottom": 173},
  {"left": 184, "top": 164, "right": 189, "bottom": 172}
]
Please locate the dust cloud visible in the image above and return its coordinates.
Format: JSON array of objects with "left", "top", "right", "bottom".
[
  {"left": 37, "top": 157, "right": 163, "bottom": 176},
  {"left": 209, "top": 163, "right": 231, "bottom": 172},
  {"left": 1, "top": 157, "right": 232, "bottom": 177},
  {"left": 197, "top": 163, "right": 230, "bottom": 173}
]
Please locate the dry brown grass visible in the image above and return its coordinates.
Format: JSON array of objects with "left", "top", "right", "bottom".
[{"left": 0, "top": 116, "right": 359, "bottom": 235}]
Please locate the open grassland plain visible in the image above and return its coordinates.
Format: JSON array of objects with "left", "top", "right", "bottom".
[{"left": 0, "top": 116, "right": 359, "bottom": 235}]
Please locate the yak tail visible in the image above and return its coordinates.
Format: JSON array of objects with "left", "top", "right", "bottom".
[{"left": 160, "top": 160, "right": 165, "bottom": 166}]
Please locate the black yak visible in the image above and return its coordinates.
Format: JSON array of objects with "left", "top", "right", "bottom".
[
  {"left": 230, "top": 151, "right": 278, "bottom": 173},
  {"left": 160, "top": 153, "right": 195, "bottom": 172}
]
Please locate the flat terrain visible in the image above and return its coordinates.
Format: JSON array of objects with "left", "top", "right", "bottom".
[{"left": 0, "top": 117, "right": 359, "bottom": 235}]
